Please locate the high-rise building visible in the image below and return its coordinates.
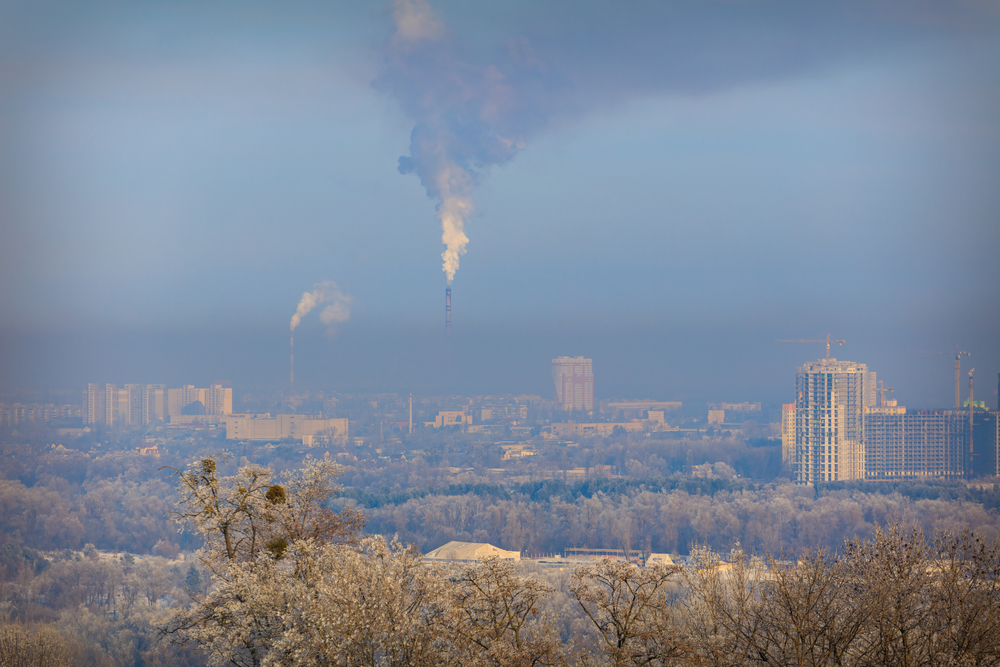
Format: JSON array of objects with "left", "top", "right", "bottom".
[
  {"left": 794, "top": 358, "right": 875, "bottom": 483},
  {"left": 124, "top": 384, "right": 145, "bottom": 426},
  {"left": 552, "top": 356, "right": 594, "bottom": 412},
  {"left": 204, "top": 384, "right": 233, "bottom": 416},
  {"left": 166, "top": 385, "right": 233, "bottom": 418},
  {"left": 143, "top": 384, "right": 166, "bottom": 424},
  {"left": 85, "top": 383, "right": 104, "bottom": 424},
  {"left": 104, "top": 384, "right": 119, "bottom": 426},
  {"left": 865, "top": 402, "right": 966, "bottom": 479},
  {"left": 968, "top": 410, "right": 1000, "bottom": 478},
  {"left": 781, "top": 403, "right": 795, "bottom": 466}
]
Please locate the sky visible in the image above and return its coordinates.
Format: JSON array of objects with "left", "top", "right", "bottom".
[{"left": 1, "top": 0, "right": 998, "bottom": 409}]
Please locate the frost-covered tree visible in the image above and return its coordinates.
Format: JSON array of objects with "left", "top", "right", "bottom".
[
  {"left": 163, "top": 458, "right": 365, "bottom": 667},
  {"left": 570, "top": 560, "right": 686, "bottom": 667},
  {"left": 447, "top": 555, "right": 564, "bottom": 667}
]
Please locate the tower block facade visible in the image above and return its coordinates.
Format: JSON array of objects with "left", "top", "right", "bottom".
[{"left": 795, "top": 358, "right": 875, "bottom": 483}]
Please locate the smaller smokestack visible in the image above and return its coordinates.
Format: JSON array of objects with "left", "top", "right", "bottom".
[
  {"left": 445, "top": 287, "right": 452, "bottom": 335},
  {"left": 290, "top": 335, "right": 295, "bottom": 393},
  {"left": 409, "top": 393, "right": 413, "bottom": 434}
]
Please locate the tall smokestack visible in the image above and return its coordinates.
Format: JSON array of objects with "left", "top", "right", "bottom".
[
  {"left": 290, "top": 335, "right": 295, "bottom": 393},
  {"left": 445, "top": 287, "right": 452, "bottom": 335}
]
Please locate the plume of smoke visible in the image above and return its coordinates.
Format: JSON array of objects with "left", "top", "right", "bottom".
[
  {"left": 381, "top": 0, "right": 992, "bottom": 287},
  {"left": 382, "top": 0, "right": 549, "bottom": 284},
  {"left": 290, "top": 281, "right": 352, "bottom": 333}
]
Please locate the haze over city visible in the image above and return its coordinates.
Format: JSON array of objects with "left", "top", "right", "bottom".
[{"left": 1, "top": 0, "right": 998, "bottom": 407}]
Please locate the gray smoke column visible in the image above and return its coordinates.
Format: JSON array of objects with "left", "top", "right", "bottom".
[
  {"left": 381, "top": 0, "right": 556, "bottom": 284},
  {"left": 290, "top": 280, "right": 352, "bottom": 333}
]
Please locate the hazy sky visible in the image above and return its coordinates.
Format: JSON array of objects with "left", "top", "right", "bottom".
[{"left": 1, "top": 0, "right": 998, "bottom": 408}]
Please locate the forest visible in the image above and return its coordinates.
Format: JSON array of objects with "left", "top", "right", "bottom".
[
  {"left": 8, "top": 458, "right": 998, "bottom": 667},
  {"left": 3, "top": 422, "right": 1000, "bottom": 666}
]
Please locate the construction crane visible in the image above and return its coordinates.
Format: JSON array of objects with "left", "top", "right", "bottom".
[
  {"left": 876, "top": 380, "right": 894, "bottom": 407},
  {"left": 776, "top": 334, "right": 845, "bottom": 359},
  {"left": 915, "top": 346, "right": 969, "bottom": 409}
]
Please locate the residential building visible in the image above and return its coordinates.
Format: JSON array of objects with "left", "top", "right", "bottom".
[
  {"left": 85, "top": 383, "right": 105, "bottom": 425},
  {"left": 781, "top": 403, "right": 795, "bottom": 466},
  {"left": 794, "top": 358, "right": 875, "bottom": 483},
  {"left": 552, "top": 356, "right": 594, "bottom": 411},
  {"left": 550, "top": 422, "right": 643, "bottom": 437},
  {"left": 429, "top": 410, "right": 472, "bottom": 428},
  {"left": 968, "top": 410, "right": 1000, "bottom": 478},
  {"left": 604, "top": 401, "right": 681, "bottom": 419},
  {"left": 709, "top": 402, "right": 761, "bottom": 412},
  {"left": 143, "top": 384, "right": 166, "bottom": 424},
  {"left": 224, "top": 413, "right": 348, "bottom": 444},
  {"left": 864, "top": 402, "right": 966, "bottom": 479},
  {"left": 167, "top": 385, "right": 233, "bottom": 418},
  {"left": 0, "top": 403, "right": 82, "bottom": 424},
  {"left": 124, "top": 384, "right": 145, "bottom": 426}
]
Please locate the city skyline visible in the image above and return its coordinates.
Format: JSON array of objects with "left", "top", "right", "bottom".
[{"left": 0, "top": 1, "right": 997, "bottom": 409}]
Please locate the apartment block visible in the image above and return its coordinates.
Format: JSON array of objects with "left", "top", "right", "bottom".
[
  {"left": 794, "top": 358, "right": 875, "bottom": 483},
  {"left": 552, "top": 356, "right": 594, "bottom": 412},
  {"left": 224, "top": 413, "right": 348, "bottom": 444}
]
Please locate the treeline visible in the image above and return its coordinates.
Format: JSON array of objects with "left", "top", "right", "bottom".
[
  {"left": 356, "top": 482, "right": 1000, "bottom": 556},
  {"left": 338, "top": 434, "right": 784, "bottom": 483},
  {"left": 0, "top": 447, "right": 194, "bottom": 554},
  {"left": 0, "top": 545, "right": 205, "bottom": 667},
  {"left": 167, "top": 459, "right": 1000, "bottom": 667}
]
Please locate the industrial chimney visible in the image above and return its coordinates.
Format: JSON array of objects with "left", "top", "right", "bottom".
[
  {"left": 445, "top": 287, "right": 452, "bottom": 335},
  {"left": 290, "top": 335, "right": 295, "bottom": 393}
]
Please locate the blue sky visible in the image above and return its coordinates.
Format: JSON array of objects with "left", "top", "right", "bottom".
[{"left": 1, "top": 1, "right": 997, "bottom": 408}]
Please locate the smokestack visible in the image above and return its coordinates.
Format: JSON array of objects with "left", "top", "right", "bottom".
[
  {"left": 409, "top": 393, "right": 413, "bottom": 434},
  {"left": 290, "top": 335, "right": 295, "bottom": 393},
  {"left": 445, "top": 287, "right": 452, "bottom": 335}
]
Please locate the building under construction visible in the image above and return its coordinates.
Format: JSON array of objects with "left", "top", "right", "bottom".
[
  {"left": 864, "top": 403, "right": 967, "bottom": 479},
  {"left": 794, "top": 358, "right": 875, "bottom": 483}
]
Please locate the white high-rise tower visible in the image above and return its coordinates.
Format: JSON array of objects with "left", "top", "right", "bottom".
[{"left": 795, "top": 358, "right": 875, "bottom": 483}]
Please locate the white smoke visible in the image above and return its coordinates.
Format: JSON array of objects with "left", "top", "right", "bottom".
[
  {"left": 385, "top": 0, "right": 536, "bottom": 285},
  {"left": 436, "top": 165, "right": 473, "bottom": 284},
  {"left": 290, "top": 281, "right": 352, "bottom": 333}
]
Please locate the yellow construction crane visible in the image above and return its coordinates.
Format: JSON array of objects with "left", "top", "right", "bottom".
[
  {"left": 915, "top": 346, "right": 969, "bottom": 409},
  {"left": 776, "top": 334, "right": 845, "bottom": 359}
]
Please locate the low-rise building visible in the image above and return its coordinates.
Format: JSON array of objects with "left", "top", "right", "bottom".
[
  {"left": 551, "top": 422, "right": 643, "bottom": 437},
  {"left": 423, "top": 541, "right": 521, "bottom": 562},
  {"left": 224, "top": 413, "right": 348, "bottom": 444},
  {"left": 430, "top": 411, "right": 472, "bottom": 428}
]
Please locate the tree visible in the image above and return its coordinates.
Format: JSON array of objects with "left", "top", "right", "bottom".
[
  {"left": 163, "top": 458, "right": 364, "bottom": 667},
  {"left": 0, "top": 619, "right": 72, "bottom": 667},
  {"left": 267, "top": 537, "right": 450, "bottom": 667},
  {"left": 843, "top": 523, "right": 1000, "bottom": 667},
  {"left": 448, "top": 555, "right": 564, "bottom": 667},
  {"left": 570, "top": 560, "right": 686, "bottom": 667},
  {"left": 683, "top": 544, "right": 875, "bottom": 667},
  {"left": 184, "top": 564, "right": 202, "bottom": 594}
]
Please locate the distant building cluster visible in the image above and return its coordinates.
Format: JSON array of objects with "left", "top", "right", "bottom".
[
  {"left": 785, "top": 358, "right": 999, "bottom": 483},
  {"left": 0, "top": 403, "right": 82, "bottom": 424},
  {"left": 83, "top": 383, "right": 233, "bottom": 426}
]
